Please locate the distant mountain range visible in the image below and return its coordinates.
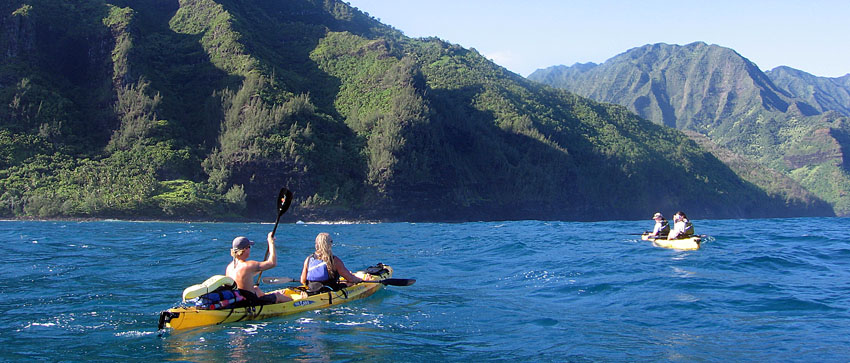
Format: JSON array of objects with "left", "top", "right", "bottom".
[
  {"left": 0, "top": 3, "right": 834, "bottom": 221},
  {"left": 766, "top": 66, "right": 850, "bottom": 116},
  {"left": 529, "top": 42, "right": 850, "bottom": 215}
]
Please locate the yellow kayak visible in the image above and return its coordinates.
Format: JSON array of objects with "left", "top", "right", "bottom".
[
  {"left": 158, "top": 264, "right": 393, "bottom": 331},
  {"left": 641, "top": 233, "right": 701, "bottom": 250}
]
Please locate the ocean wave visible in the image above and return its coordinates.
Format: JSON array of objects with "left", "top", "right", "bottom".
[{"left": 744, "top": 297, "right": 839, "bottom": 312}]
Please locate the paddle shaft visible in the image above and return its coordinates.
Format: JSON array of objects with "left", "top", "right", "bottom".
[
  {"left": 261, "top": 276, "right": 296, "bottom": 284},
  {"left": 255, "top": 212, "right": 281, "bottom": 284},
  {"left": 256, "top": 188, "right": 292, "bottom": 286},
  {"left": 259, "top": 277, "right": 416, "bottom": 287},
  {"left": 645, "top": 234, "right": 705, "bottom": 241}
]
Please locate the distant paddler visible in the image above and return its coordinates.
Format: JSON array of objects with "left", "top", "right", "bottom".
[
  {"left": 647, "top": 212, "right": 670, "bottom": 239},
  {"left": 667, "top": 211, "right": 694, "bottom": 240}
]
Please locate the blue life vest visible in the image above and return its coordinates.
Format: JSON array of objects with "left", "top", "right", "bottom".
[{"left": 306, "top": 255, "right": 331, "bottom": 282}]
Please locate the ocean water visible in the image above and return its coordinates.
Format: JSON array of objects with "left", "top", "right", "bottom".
[{"left": 1, "top": 218, "right": 849, "bottom": 361}]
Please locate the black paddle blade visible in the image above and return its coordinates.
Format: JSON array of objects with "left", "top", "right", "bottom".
[
  {"left": 385, "top": 278, "right": 416, "bottom": 286},
  {"left": 277, "top": 188, "right": 293, "bottom": 216},
  {"left": 363, "top": 278, "right": 416, "bottom": 286}
]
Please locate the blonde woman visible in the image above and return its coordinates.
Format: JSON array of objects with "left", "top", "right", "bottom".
[{"left": 300, "top": 233, "right": 363, "bottom": 291}]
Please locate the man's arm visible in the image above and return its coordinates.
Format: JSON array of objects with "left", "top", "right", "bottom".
[{"left": 257, "top": 232, "right": 278, "bottom": 272}]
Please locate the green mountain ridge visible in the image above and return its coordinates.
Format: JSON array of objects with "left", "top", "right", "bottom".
[
  {"left": 0, "top": 2, "right": 833, "bottom": 221},
  {"left": 765, "top": 66, "right": 850, "bottom": 117},
  {"left": 529, "top": 42, "right": 850, "bottom": 216}
]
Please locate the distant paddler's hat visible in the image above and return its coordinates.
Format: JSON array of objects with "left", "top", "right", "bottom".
[
  {"left": 232, "top": 236, "right": 255, "bottom": 250},
  {"left": 652, "top": 212, "right": 663, "bottom": 219}
]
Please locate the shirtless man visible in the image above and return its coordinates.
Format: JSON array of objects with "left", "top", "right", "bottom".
[{"left": 226, "top": 233, "right": 291, "bottom": 304}]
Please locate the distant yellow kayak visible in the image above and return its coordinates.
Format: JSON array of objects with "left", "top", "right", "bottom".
[{"left": 641, "top": 233, "right": 701, "bottom": 250}]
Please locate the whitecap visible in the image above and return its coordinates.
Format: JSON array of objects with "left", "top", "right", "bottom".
[
  {"left": 335, "top": 318, "right": 381, "bottom": 326},
  {"left": 28, "top": 322, "right": 56, "bottom": 328},
  {"left": 115, "top": 330, "right": 157, "bottom": 337},
  {"left": 674, "top": 293, "right": 700, "bottom": 303}
]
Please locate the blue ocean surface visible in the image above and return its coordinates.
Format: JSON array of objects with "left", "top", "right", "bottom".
[{"left": 1, "top": 218, "right": 849, "bottom": 361}]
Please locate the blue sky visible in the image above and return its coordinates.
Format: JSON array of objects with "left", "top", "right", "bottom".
[{"left": 345, "top": 0, "right": 849, "bottom": 78}]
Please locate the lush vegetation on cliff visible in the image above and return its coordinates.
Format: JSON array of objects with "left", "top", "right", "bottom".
[{"left": 0, "top": 1, "right": 831, "bottom": 221}]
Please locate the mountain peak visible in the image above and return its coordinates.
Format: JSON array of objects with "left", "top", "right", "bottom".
[
  {"left": 531, "top": 41, "right": 791, "bottom": 127},
  {"left": 766, "top": 65, "right": 850, "bottom": 117}
]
